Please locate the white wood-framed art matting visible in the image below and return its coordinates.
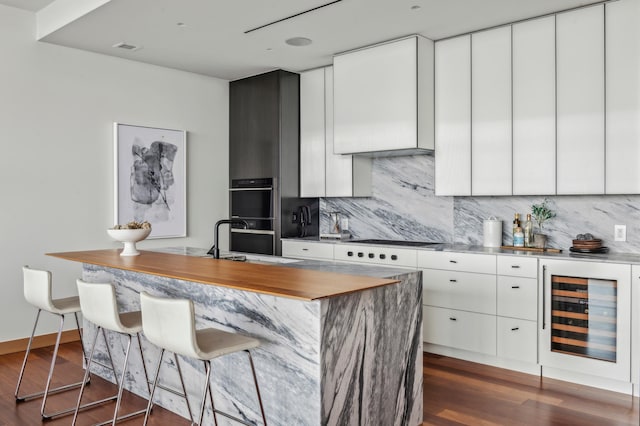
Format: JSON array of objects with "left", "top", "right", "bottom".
[{"left": 114, "top": 123, "right": 186, "bottom": 238}]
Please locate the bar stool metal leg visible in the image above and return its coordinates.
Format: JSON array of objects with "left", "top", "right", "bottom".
[
  {"left": 72, "top": 327, "right": 151, "bottom": 426},
  {"left": 143, "top": 350, "right": 195, "bottom": 426},
  {"left": 15, "top": 309, "right": 89, "bottom": 420},
  {"left": 198, "top": 360, "right": 214, "bottom": 426},
  {"left": 174, "top": 354, "right": 195, "bottom": 423},
  {"left": 246, "top": 350, "right": 267, "bottom": 426},
  {"left": 72, "top": 326, "right": 119, "bottom": 425}
]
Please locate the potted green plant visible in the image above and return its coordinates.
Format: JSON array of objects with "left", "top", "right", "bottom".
[{"left": 531, "top": 198, "right": 556, "bottom": 248}]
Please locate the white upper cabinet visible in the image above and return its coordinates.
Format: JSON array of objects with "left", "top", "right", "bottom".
[
  {"left": 333, "top": 36, "right": 434, "bottom": 155},
  {"left": 512, "top": 16, "right": 556, "bottom": 195},
  {"left": 471, "top": 27, "right": 512, "bottom": 196},
  {"left": 556, "top": 5, "right": 605, "bottom": 194},
  {"left": 300, "top": 68, "right": 326, "bottom": 197},
  {"left": 605, "top": 0, "right": 640, "bottom": 194},
  {"left": 435, "top": 35, "right": 472, "bottom": 196},
  {"left": 299, "top": 66, "right": 371, "bottom": 197}
]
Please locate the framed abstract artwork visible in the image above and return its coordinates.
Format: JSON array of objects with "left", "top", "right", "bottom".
[{"left": 114, "top": 123, "right": 187, "bottom": 238}]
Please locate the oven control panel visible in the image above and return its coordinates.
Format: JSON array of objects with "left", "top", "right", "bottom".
[{"left": 333, "top": 244, "right": 418, "bottom": 268}]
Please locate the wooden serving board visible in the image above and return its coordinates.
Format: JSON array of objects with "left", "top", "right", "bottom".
[{"left": 501, "top": 246, "right": 562, "bottom": 253}]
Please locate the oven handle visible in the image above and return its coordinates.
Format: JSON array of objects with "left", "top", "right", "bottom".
[
  {"left": 231, "top": 229, "right": 275, "bottom": 235},
  {"left": 542, "top": 264, "right": 546, "bottom": 330},
  {"left": 229, "top": 187, "right": 273, "bottom": 191}
]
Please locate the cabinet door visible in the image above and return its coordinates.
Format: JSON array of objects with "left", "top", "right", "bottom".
[
  {"left": 423, "top": 306, "right": 497, "bottom": 355},
  {"left": 497, "top": 276, "right": 537, "bottom": 321},
  {"left": 471, "top": 26, "right": 512, "bottom": 195},
  {"left": 632, "top": 265, "right": 640, "bottom": 385},
  {"left": 229, "top": 73, "right": 279, "bottom": 180},
  {"left": 605, "top": 0, "right": 640, "bottom": 194},
  {"left": 423, "top": 269, "right": 496, "bottom": 314},
  {"left": 325, "top": 67, "right": 361, "bottom": 197},
  {"left": 512, "top": 16, "right": 556, "bottom": 195},
  {"left": 334, "top": 38, "right": 418, "bottom": 153},
  {"left": 556, "top": 5, "right": 605, "bottom": 194},
  {"left": 418, "top": 251, "right": 496, "bottom": 275},
  {"left": 497, "top": 317, "right": 537, "bottom": 363},
  {"left": 435, "top": 35, "right": 472, "bottom": 196},
  {"left": 300, "top": 68, "right": 326, "bottom": 197},
  {"left": 281, "top": 240, "right": 334, "bottom": 260}
]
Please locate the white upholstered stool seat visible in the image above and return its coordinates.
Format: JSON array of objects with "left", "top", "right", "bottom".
[
  {"left": 47, "top": 296, "right": 83, "bottom": 314},
  {"left": 15, "top": 266, "right": 87, "bottom": 420},
  {"left": 72, "top": 279, "right": 151, "bottom": 426},
  {"left": 140, "top": 291, "right": 267, "bottom": 426},
  {"left": 194, "top": 327, "right": 260, "bottom": 359}
]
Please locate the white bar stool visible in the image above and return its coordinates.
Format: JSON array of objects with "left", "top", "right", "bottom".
[
  {"left": 139, "top": 291, "right": 267, "bottom": 426},
  {"left": 73, "top": 279, "right": 151, "bottom": 426},
  {"left": 15, "top": 266, "right": 88, "bottom": 420}
]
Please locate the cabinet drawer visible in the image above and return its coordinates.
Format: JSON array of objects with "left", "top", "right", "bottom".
[
  {"left": 497, "top": 256, "right": 538, "bottom": 278},
  {"left": 281, "top": 240, "right": 334, "bottom": 260},
  {"left": 497, "top": 276, "right": 537, "bottom": 321},
  {"left": 423, "top": 269, "right": 496, "bottom": 314},
  {"left": 423, "top": 306, "right": 496, "bottom": 355},
  {"left": 418, "top": 251, "right": 496, "bottom": 274},
  {"left": 497, "top": 317, "right": 537, "bottom": 363}
]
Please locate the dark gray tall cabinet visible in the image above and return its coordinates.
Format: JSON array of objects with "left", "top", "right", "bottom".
[{"left": 229, "top": 70, "right": 301, "bottom": 255}]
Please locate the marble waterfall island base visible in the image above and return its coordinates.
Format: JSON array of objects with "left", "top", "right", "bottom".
[{"left": 48, "top": 249, "right": 423, "bottom": 425}]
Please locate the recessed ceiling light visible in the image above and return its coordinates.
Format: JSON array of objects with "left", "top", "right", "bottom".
[
  {"left": 112, "top": 42, "right": 141, "bottom": 52},
  {"left": 285, "top": 37, "right": 312, "bottom": 47}
]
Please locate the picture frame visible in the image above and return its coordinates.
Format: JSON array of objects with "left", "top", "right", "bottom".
[{"left": 114, "top": 123, "right": 187, "bottom": 238}]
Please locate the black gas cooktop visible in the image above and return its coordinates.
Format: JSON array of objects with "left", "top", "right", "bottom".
[{"left": 349, "top": 239, "right": 442, "bottom": 247}]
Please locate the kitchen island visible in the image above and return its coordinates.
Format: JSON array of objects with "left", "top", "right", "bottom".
[{"left": 49, "top": 248, "right": 423, "bottom": 426}]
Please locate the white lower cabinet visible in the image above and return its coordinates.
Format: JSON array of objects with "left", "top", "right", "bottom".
[
  {"left": 422, "top": 252, "right": 539, "bottom": 367},
  {"left": 423, "top": 306, "right": 496, "bottom": 356},
  {"left": 423, "top": 269, "right": 496, "bottom": 315},
  {"left": 497, "top": 317, "right": 537, "bottom": 363},
  {"left": 281, "top": 240, "right": 334, "bottom": 260},
  {"left": 632, "top": 265, "right": 640, "bottom": 385},
  {"left": 497, "top": 276, "right": 537, "bottom": 321}
]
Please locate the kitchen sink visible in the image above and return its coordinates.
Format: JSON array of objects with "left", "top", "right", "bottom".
[{"left": 218, "top": 253, "right": 302, "bottom": 265}]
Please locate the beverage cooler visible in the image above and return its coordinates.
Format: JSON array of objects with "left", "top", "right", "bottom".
[{"left": 539, "top": 259, "right": 631, "bottom": 382}]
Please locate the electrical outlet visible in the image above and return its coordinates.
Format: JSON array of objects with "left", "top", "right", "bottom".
[{"left": 614, "top": 225, "right": 627, "bottom": 242}]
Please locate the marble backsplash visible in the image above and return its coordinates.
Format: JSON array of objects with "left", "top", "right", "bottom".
[{"left": 320, "top": 155, "right": 640, "bottom": 253}]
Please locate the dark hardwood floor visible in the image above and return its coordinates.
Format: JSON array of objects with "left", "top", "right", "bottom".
[
  {"left": 424, "top": 353, "right": 639, "bottom": 425},
  {"left": 0, "top": 342, "right": 185, "bottom": 425},
  {"left": 1, "top": 342, "right": 638, "bottom": 425}
]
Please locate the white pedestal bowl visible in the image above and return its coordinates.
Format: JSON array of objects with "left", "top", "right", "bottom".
[{"left": 107, "top": 228, "right": 151, "bottom": 256}]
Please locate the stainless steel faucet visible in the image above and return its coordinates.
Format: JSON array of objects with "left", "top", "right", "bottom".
[{"left": 207, "top": 219, "right": 248, "bottom": 259}]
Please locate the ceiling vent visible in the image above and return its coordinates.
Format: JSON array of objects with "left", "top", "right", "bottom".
[{"left": 112, "top": 42, "right": 141, "bottom": 52}]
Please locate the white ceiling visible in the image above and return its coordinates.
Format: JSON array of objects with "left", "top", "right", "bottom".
[{"left": 1, "top": 0, "right": 604, "bottom": 80}]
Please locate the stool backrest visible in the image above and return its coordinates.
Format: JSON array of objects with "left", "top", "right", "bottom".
[
  {"left": 139, "top": 292, "right": 200, "bottom": 359},
  {"left": 23, "top": 266, "right": 55, "bottom": 311},
  {"left": 76, "top": 280, "right": 124, "bottom": 332}
]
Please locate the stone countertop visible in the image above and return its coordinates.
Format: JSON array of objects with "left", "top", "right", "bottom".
[{"left": 283, "top": 237, "right": 640, "bottom": 265}]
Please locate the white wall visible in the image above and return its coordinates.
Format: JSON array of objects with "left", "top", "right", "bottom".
[{"left": 0, "top": 5, "right": 229, "bottom": 342}]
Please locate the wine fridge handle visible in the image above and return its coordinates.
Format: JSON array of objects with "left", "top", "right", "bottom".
[{"left": 542, "top": 265, "right": 546, "bottom": 330}]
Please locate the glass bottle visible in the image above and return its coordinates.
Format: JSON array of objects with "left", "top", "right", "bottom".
[
  {"left": 524, "top": 214, "right": 533, "bottom": 247},
  {"left": 512, "top": 213, "right": 521, "bottom": 246},
  {"left": 514, "top": 227, "right": 525, "bottom": 247}
]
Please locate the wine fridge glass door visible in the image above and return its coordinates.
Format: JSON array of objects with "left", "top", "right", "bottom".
[{"left": 540, "top": 259, "right": 631, "bottom": 382}]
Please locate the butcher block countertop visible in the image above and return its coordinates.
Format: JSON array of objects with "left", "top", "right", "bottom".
[{"left": 48, "top": 249, "right": 402, "bottom": 301}]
